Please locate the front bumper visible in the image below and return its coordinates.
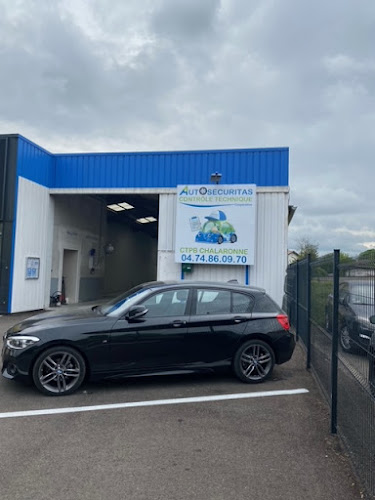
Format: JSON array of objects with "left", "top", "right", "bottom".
[{"left": 1, "top": 344, "right": 33, "bottom": 382}]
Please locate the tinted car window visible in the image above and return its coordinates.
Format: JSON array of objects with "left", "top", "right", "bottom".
[
  {"left": 142, "top": 289, "right": 189, "bottom": 317},
  {"left": 101, "top": 287, "right": 151, "bottom": 316},
  {"left": 253, "top": 293, "right": 279, "bottom": 313},
  {"left": 196, "top": 289, "right": 231, "bottom": 315},
  {"left": 232, "top": 292, "right": 254, "bottom": 313}
]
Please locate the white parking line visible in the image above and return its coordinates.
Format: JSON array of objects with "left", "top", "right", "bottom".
[{"left": 0, "top": 388, "right": 309, "bottom": 420}]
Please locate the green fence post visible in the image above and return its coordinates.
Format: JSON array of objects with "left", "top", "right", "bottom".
[
  {"left": 331, "top": 249, "right": 340, "bottom": 434},
  {"left": 295, "top": 260, "right": 299, "bottom": 342},
  {"left": 306, "top": 254, "right": 311, "bottom": 370}
]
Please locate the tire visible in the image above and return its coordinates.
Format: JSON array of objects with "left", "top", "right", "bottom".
[
  {"left": 32, "top": 346, "right": 86, "bottom": 396},
  {"left": 230, "top": 234, "right": 237, "bottom": 243},
  {"left": 339, "top": 325, "right": 356, "bottom": 353},
  {"left": 217, "top": 235, "right": 224, "bottom": 244},
  {"left": 233, "top": 339, "right": 275, "bottom": 383},
  {"left": 369, "top": 351, "right": 375, "bottom": 398}
]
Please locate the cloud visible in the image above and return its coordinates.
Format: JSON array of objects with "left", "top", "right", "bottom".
[{"left": 0, "top": 0, "right": 374, "bottom": 257}]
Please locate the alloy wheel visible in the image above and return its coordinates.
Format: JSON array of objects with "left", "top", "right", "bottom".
[
  {"left": 234, "top": 340, "right": 275, "bottom": 383},
  {"left": 340, "top": 326, "right": 353, "bottom": 352},
  {"left": 33, "top": 347, "right": 86, "bottom": 395}
]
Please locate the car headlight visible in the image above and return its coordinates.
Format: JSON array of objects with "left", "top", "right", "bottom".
[{"left": 6, "top": 335, "right": 40, "bottom": 350}]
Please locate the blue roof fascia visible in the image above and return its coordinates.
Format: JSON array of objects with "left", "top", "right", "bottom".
[{"left": 13, "top": 135, "right": 289, "bottom": 189}]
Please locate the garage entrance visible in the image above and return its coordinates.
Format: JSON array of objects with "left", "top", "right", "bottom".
[{"left": 50, "top": 193, "right": 159, "bottom": 304}]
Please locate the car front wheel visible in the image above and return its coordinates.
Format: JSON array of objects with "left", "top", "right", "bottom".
[
  {"left": 32, "top": 346, "right": 86, "bottom": 396},
  {"left": 233, "top": 340, "right": 275, "bottom": 383}
]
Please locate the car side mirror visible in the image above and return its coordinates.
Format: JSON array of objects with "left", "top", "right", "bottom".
[
  {"left": 369, "top": 315, "right": 375, "bottom": 325},
  {"left": 126, "top": 305, "right": 148, "bottom": 322}
]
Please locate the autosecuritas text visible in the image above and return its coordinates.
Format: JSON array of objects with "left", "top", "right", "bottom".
[
  {"left": 178, "top": 186, "right": 253, "bottom": 204},
  {"left": 179, "top": 187, "right": 253, "bottom": 196}
]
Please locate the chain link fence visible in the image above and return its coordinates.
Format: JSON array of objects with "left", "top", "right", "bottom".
[{"left": 284, "top": 251, "right": 375, "bottom": 498}]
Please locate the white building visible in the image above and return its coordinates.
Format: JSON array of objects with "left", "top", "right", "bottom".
[{"left": 0, "top": 134, "right": 292, "bottom": 313}]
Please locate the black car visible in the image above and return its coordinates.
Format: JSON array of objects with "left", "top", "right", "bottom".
[
  {"left": 369, "top": 316, "right": 375, "bottom": 397},
  {"left": 325, "top": 280, "right": 375, "bottom": 353},
  {"left": 2, "top": 281, "right": 295, "bottom": 396}
]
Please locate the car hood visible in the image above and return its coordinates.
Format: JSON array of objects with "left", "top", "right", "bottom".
[
  {"left": 351, "top": 303, "right": 375, "bottom": 325},
  {"left": 6, "top": 306, "right": 105, "bottom": 335}
]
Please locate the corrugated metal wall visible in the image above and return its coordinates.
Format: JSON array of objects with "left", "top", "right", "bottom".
[
  {"left": 250, "top": 190, "right": 289, "bottom": 305},
  {"left": 11, "top": 177, "right": 53, "bottom": 312},
  {"left": 183, "top": 265, "right": 247, "bottom": 286},
  {"left": 54, "top": 148, "right": 288, "bottom": 188},
  {"left": 14, "top": 135, "right": 288, "bottom": 189},
  {"left": 17, "top": 136, "right": 55, "bottom": 187},
  {"left": 0, "top": 136, "right": 18, "bottom": 313}
]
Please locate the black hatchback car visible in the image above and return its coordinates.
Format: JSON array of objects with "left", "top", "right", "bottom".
[
  {"left": 2, "top": 281, "right": 295, "bottom": 396},
  {"left": 325, "top": 280, "right": 375, "bottom": 353}
]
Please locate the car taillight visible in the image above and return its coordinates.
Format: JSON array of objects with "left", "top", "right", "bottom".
[{"left": 277, "top": 314, "right": 290, "bottom": 330}]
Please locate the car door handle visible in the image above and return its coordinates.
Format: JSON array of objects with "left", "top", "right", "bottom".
[
  {"left": 233, "top": 316, "right": 247, "bottom": 323},
  {"left": 171, "top": 320, "right": 187, "bottom": 327}
]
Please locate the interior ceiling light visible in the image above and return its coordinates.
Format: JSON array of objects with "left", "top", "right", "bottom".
[
  {"left": 118, "top": 202, "right": 134, "bottom": 210},
  {"left": 107, "top": 204, "right": 125, "bottom": 212},
  {"left": 136, "top": 216, "right": 158, "bottom": 224},
  {"left": 107, "top": 201, "right": 134, "bottom": 212}
]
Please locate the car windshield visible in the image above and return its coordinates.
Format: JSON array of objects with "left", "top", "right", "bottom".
[
  {"left": 350, "top": 284, "right": 375, "bottom": 306},
  {"left": 99, "top": 285, "right": 152, "bottom": 316}
]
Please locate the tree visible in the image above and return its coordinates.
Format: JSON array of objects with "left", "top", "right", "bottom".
[
  {"left": 357, "top": 249, "right": 375, "bottom": 262},
  {"left": 297, "top": 238, "right": 319, "bottom": 261}
]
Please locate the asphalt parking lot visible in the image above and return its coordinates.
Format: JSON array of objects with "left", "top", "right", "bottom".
[{"left": 0, "top": 311, "right": 366, "bottom": 500}]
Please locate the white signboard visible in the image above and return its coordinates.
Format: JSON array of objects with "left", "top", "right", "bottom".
[
  {"left": 175, "top": 184, "right": 256, "bottom": 266},
  {"left": 25, "top": 257, "right": 40, "bottom": 279}
]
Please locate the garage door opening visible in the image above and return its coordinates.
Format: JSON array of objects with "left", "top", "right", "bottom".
[
  {"left": 50, "top": 193, "right": 159, "bottom": 305},
  {"left": 102, "top": 193, "right": 159, "bottom": 297}
]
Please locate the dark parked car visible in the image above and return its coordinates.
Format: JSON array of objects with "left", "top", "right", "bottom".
[
  {"left": 2, "top": 281, "right": 295, "bottom": 396},
  {"left": 325, "top": 280, "right": 375, "bottom": 353},
  {"left": 369, "top": 316, "right": 375, "bottom": 397}
]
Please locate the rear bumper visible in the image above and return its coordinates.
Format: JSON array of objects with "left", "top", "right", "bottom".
[{"left": 273, "top": 332, "right": 296, "bottom": 364}]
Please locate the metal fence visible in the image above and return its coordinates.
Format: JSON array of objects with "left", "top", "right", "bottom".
[{"left": 284, "top": 251, "right": 375, "bottom": 498}]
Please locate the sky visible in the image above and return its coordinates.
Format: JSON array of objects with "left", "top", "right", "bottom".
[{"left": 1, "top": 0, "right": 374, "bottom": 257}]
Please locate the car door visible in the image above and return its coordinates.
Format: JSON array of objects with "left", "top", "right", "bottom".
[
  {"left": 184, "top": 288, "right": 254, "bottom": 365},
  {"left": 109, "top": 288, "right": 191, "bottom": 374}
]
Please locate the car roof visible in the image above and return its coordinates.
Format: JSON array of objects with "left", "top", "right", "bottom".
[
  {"left": 342, "top": 280, "right": 373, "bottom": 287},
  {"left": 140, "top": 280, "right": 266, "bottom": 294}
]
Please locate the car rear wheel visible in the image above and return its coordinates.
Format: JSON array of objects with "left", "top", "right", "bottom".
[
  {"left": 339, "top": 325, "right": 356, "bottom": 353},
  {"left": 32, "top": 346, "right": 86, "bottom": 396},
  {"left": 217, "top": 235, "right": 224, "bottom": 244},
  {"left": 233, "top": 340, "right": 275, "bottom": 383}
]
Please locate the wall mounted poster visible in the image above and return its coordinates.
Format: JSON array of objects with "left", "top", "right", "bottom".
[
  {"left": 175, "top": 184, "right": 256, "bottom": 266},
  {"left": 26, "top": 257, "right": 40, "bottom": 279}
]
